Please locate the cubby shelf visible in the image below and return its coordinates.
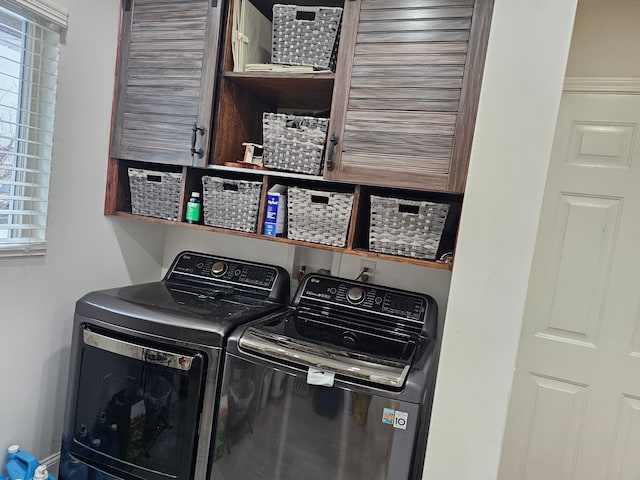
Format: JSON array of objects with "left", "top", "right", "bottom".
[{"left": 114, "top": 211, "right": 454, "bottom": 270}]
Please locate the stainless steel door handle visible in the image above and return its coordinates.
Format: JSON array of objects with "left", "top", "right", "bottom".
[
  {"left": 83, "top": 328, "right": 196, "bottom": 371},
  {"left": 239, "top": 328, "right": 409, "bottom": 388}
]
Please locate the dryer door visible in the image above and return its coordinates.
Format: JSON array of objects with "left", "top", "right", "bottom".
[{"left": 67, "top": 326, "right": 207, "bottom": 480}]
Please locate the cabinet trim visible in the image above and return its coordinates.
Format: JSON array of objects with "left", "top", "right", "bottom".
[
  {"left": 447, "top": 0, "right": 494, "bottom": 192},
  {"left": 324, "top": 0, "right": 361, "bottom": 181}
]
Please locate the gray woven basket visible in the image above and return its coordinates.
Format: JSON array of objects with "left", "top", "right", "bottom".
[
  {"left": 128, "top": 168, "right": 182, "bottom": 221},
  {"left": 202, "top": 177, "right": 262, "bottom": 232},
  {"left": 271, "top": 4, "right": 343, "bottom": 70},
  {"left": 262, "top": 113, "right": 329, "bottom": 175},
  {"left": 369, "top": 195, "right": 450, "bottom": 260},
  {"left": 288, "top": 186, "right": 353, "bottom": 247}
]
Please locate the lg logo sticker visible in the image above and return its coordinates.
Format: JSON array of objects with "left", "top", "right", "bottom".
[{"left": 382, "top": 408, "right": 408, "bottom": 430}]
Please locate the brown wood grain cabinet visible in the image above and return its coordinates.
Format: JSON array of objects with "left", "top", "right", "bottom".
[
  {"left": 210, "top": 0, "right": 342, "bottom": 167},
  {"left": 105, "top": 0, "right": 494, "bottom": 270},
  {"left": 325, "top": 0, "right": 493, "bottom": 193},
  {"left": 110, "top": 0, "right": 223, "bottom": 167}
]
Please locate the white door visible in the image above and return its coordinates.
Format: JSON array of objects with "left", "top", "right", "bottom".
[{"left": 498, "top": 92, "right": 640, "bottom": 480}]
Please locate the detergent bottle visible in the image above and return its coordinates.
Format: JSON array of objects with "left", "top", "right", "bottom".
[{"left": 5, "top": 445, "right": 39, "bottom": 480}]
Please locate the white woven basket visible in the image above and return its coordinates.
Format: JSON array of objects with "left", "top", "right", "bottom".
[
  {"left": 202, "top": 177, "right": 262, "bottom": 232},
  {"left": 369, "top": 195, "right": 450, "bottom": 260},
  {"left": 128, "top": 168, "right": 182, "bottom": 221},
  {"left": 287, "top": 186, "right": 353, "bottom": 247},
  {"left": 262, "top": 113, "right": 329, "bottom": 175},
  {"left": 271, "top": 4, "right": 343, "bottom": 70}
]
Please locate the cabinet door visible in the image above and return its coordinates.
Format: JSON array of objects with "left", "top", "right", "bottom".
[
  {"left": 325, "top": 0, "right": 492, "bottom": 192},
  {"left": 111, "top": 0, "right": 223, "bottom": 167}
]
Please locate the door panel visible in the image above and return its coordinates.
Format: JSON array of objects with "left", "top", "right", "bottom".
[
  {"left": 608, "top": 395, "right": 640, "bottom": 480},
  {"left": 540, "top": 194, "right": 620, "bottom": 346},
  {"left": 111, "top": 0, "right": 222, "bottom": 166},
  {"left": 498, "top": 94, "right": 640, "bottom": 480},
  {"left": 325, "top": 0, "right": 493, "bottom": 192},
  {"left": 520, "top": 375, "right": 587, "bottom": 480}
]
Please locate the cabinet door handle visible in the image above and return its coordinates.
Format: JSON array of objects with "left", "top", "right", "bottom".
[
  {"left": 191, "top": 123, "right": 205, "bottom": 158},
  {"left": 326, "top": 132, "right": 338, "bottom": 172}
]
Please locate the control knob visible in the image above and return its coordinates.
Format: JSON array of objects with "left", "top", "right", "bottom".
[
  {"left": 211, "top": 261, "right": 227, "bottom": 276},
  {"left": 347, "top": 286, "right": 365, "bottom": 304}
]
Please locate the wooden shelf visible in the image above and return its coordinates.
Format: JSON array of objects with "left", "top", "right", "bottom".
[
  {"left": 206, "top": 164, "right": 326, "bottom": 182},
  {"left": 223, "top": 72, "right": 335, "bottom": 110},
  {"left": 113, "top": 211, "right": 454, "bottom": 270},
  {"left": 346, "top": 248, "right": 453, "bottom": 271}
]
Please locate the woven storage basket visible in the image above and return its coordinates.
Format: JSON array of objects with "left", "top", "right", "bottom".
[
  {"left": 287, "top": 186, "right": 353, "bottom": 247},
  {"left": 271, "top": 4, "right": 343, "bottom": 70},
  {"left": 202, "top": 177, "right": 262, "bottom": 232},
  {"left": 262, "top": 113, "right": 329, "bottom": 175},
  {"left": 369, "top": 195, "right": 450, "bottom": 260},
  {"left": 128, "top": 168, "right": 182, "bottom": 221}
]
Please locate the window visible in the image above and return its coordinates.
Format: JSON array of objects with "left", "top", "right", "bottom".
[{"left": 0, "top": 0, "right": 67, "bottom": 256}]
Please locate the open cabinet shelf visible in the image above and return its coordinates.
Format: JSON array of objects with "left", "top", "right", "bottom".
[
  {"left": 223, "top": 72, "right": 335, "bottom": 110},
  {"left": 108, "top": 161, "right": 460, "bottom": 271}
]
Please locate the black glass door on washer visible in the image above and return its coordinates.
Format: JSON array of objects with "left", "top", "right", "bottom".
[
  {"left": 68, "top": 326, "right": 206, "bottom": 480},
  {"left": 211, "top": 355, "right": 421, "bottom": 480}
]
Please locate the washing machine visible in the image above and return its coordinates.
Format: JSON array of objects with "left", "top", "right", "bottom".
[{"left": 210, "top": 273, "right": 439, "bottom": 480}]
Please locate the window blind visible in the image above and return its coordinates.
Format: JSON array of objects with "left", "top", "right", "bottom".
[{"left": 0, "top": 0, "right": 65, "bottom": 256}]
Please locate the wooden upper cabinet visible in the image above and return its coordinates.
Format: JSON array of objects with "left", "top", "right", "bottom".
[
  {"left": 110, "top": 0, "right": 223, "bottom": 167},
  {"left": 324, "top": 0, "right": 493, "bottom": 193}
]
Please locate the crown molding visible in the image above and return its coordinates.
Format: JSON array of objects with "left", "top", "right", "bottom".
[{"left": 564, "top": 77, "right": 640, "bottom": 94}]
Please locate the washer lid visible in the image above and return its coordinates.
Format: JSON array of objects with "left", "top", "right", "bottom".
[
  {"left": 239, "top": 325, "right": 413, "bottom": 389},
  {"left": 116, "top": 281, "right": 271, "bottom": 319}
]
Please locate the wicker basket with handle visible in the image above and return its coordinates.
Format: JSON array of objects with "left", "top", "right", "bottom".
[
  {"left": 287, "top": 186, "right": 354, "bottom": 247},
  {"left": 369, "top": 195, "right": 450, "bottom": 260}
]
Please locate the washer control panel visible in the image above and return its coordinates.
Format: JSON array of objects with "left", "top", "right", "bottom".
[
  {"left": 167, "top": 252, "right": 278, "bottom": 289},
  {"left": 299, "top": 274, "right": 427, "bottom": 322}
]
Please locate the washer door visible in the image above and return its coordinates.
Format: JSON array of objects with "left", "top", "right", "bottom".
[
  {"left": 211, "top": 352, "right": 421, "bottom": 480},
  {"left": 67, "top": 326, "right": 206, "bottom": 480}
]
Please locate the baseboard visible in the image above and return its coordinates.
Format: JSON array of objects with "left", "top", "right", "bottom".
[{"left": 39, "top": 452, "right": 61, "bottom": 476}]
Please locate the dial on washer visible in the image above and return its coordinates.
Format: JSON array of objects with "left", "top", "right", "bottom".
[
  {"left": 211, "top": 261, "right": 227, "bottom": 276},
  {"left": 347, "top": 287, "right": 365, "bottom": 304}
]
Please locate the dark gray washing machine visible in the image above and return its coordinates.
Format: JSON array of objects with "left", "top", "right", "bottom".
[
  {"left": 211, "top": 273, "right": 439, "bottom": 480},
  {"left": 60, "top": 251, "right": 289, "bottom": 480}
]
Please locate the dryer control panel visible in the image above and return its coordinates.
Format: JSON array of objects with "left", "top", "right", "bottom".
[{"left": 166, "top": 251, "right": 281, "bottom": 291}]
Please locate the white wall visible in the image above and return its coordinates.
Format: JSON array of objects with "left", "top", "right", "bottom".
[
  {"left": 162, "top": 228, "right": 453, "bottom": 333},
  {"left": 566, "top": 1, "right": 640, "bottom": 78},
  {"left": 0, "top": 0, "right": 166, "bottom": 463},
  {"left": 0, "top": 0, "right": 582, "bottom": 475},
  {"left": 422, "top": 1, "right": 578, "bottom": 479}
]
